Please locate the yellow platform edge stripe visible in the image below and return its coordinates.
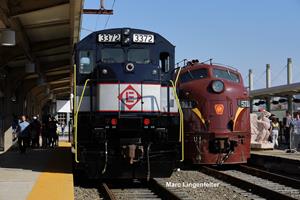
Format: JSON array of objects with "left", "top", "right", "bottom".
[
  {"left": 59, "top": 141, "right": 72, "bottom": 147},
  {"left": 27, "top": 142, "right": 74, "bottom": 200}
]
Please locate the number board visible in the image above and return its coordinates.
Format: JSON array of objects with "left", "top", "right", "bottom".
[
  {"left": 98, "top": 33, "right": 121, "bottom": 42},
  {"left": 133, "top": 34, "right": 154, "bottom": 43},
  {"left": 238, "top": 100, "right": 250, "bottom": 108}
]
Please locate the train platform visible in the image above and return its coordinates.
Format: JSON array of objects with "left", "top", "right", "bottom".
[
  {"left": 0, "top": 140, "right": 74, "bottom": 200},
  {"left": 250, "top": 149, "right": 300, "bottom": 176}
]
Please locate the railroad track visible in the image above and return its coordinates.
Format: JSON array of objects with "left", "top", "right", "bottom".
[
  {"left": 99, "top": 178, "right": 190, "bottom": 200},
  {"left": 200, "top": 165, "right": 300, "bottom": 200}
]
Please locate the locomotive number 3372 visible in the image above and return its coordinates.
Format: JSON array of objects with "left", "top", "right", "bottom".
[{"left": 133, "top": 34, "right": 154, "bottom": 43}]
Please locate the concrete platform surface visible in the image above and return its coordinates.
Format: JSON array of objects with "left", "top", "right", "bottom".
[
  {"left": 250, "top": 149, "right": 300, "bottom": 176},
  {"left": 0, "top": 142, "right": 74, "bottom": 200},
  {"left": 251, "top": 149, "right": 300, "bottom": 161}
]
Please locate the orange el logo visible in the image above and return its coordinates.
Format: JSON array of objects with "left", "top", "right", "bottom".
[{"left": 214, "top": 104, "right": 224, "bottom": 115}]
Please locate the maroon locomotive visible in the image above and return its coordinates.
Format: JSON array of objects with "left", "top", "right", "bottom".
[{"left": 178, "top": 60, "right": 250, "bottom": 164}]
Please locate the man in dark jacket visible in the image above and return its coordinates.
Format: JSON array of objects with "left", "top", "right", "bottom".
[
  {"left": 30, "top": 116, "right": 41, "bottom": 148},
  {"left": 48, "top": 117, "right": 58, "bottom": 147}
]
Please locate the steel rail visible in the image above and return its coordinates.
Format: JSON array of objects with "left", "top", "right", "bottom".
[
  {"left": 201, "top": 166, "right": 298, "bottom": 200},
  {"left": 239, "top": 165, "right": 300, "bottom": 189}
]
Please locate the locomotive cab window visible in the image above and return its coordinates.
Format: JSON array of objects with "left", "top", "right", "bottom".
[
  {"left": 160, "top": 52, "right": 170, "bottom": 72},
  {"left": 128, "top": 48, "right": 150, "bottom": 64},
  {"left": 180, "top": 68, "right": 208, "bottom": 83},
  {"left": 101, "top": 48, "right": 125, "bottom": 63},
  {"left": 79, "top": 50, "right": 94, "bottom": 74},
  {"left": 213, "top": 69, "right": 240, "bottom": 83}
]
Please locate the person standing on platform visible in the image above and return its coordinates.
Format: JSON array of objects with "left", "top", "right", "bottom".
[
  {"left": 284, "top": 111, "right": 292, "bottom": 146},
  {"left": 48, "top": 117, "right": 58, "bottom": 147},
  {"left": 291, "top": 113, "right": 300, "bottom": 150},
  {"left": 61, "top": 120, "right": 66, "bottom": 137},
  {"left": 17, "top": 115, "right": 30, "bottom": 153},
  {"left": 271, "top": 117, "right": 280, "bottom": 148},
  {"left": 41, "top": 122, "right": 48, "bottom": 148},
  {"left": 30, "top": 116, "right": 41, "bottom": 148},
  {"left": 11, "top": 114, "right": 19, "bottom": 142}
]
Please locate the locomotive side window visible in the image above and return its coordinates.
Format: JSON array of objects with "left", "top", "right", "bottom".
[
  {"left": 101, "top": 48, "right": 125, "bottom": 63},
  {"left": 128, "top": 49, "right": 150, "bottom": 64},
  {"left": 213, "top": 69, "right": 240, "bottom": 83},
  {"left": 160, "top": 52, "right": 170, "bottom": 72},
  {"left": 180, "top": 69, "right": 208, "bottom": 83},
  {"left": 79, "top": 50, "right": 94, "bottom": 74}
]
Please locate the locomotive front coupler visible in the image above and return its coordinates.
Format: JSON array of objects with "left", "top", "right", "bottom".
[
  {"left": 120, "top": 138, "right": 144, "bottom": 164},
  {"left": 121, "top": 144, "right": 144, "bottom": 165}
]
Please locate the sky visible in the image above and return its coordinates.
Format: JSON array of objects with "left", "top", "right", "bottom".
[{"left": 81, "top": 0, "right": 300, "bottom": 89}]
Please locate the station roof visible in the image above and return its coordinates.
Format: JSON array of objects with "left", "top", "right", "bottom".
[
  {"left": 0, "top": 0, "right": 83, "bottom": 100},
  {"left": 250, "top": 82, "right": 300, "bottom": 99}
]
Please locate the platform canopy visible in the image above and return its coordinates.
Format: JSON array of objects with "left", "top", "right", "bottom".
[
  {"left": 250, "top": 82, "right": 300, "bottom": 99},
  {"left": 0, "top": 0, "right": 83, "bottom": 101}
]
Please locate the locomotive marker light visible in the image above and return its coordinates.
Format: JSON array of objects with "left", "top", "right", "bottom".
[
  {"left": 152, "top": 69, "right": 158, "bottom": 75},
  {"left": 144, "top": 118, "right": 151, "bottom": 126},
  {"left": 102, "top": 68, "right": 108, "bottom": 74},
  {"left": 123, "top": 37, "right": 130, "bottom": 44},
  {"left": 123, "top": 28, "right": 130, "bottom": 35},
  {"left": 212, "top": 80, "right": 225, "bottom": 93},
  {"left": 111, "top": 118, "right": 118, "bottom": 126}
]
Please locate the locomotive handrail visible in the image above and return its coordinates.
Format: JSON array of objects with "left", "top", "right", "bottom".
[
  {"left": 76, "top": 79, "right": 91, "bottom": 116},
  {"left": 74, "top": 64, "right": 91, "bottom": 163},
  {"left": 73, "top": 64, "right": 78, "bottom": 163},
  {"left": 170, "top": 67, "right": 184, "bottom": 161}
]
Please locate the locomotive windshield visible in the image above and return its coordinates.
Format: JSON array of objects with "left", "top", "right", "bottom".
[
  {"left": 180, "top": 68, "right": 208, "bottom": 83},
  {"left": 213, "top": 68, "right": 240, "bottom": 83},
  {"left": 100, "top": 48, "right": 150, "bottom": 64},
  {"left": 101, "top": 48, "right": 125, "bottom": 63},
  {"left": 79, "top": 50, "right": 94, "bottom": 74},
  {"left": 128, "top": 49, "right": 150, "bottom": 64}
]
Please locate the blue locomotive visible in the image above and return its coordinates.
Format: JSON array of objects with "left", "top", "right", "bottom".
[{"left": 72, "top": 28, "right": 181, "bottom": 179}]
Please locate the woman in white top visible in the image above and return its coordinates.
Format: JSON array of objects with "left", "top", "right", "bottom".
[{"left": 271, "top": 117, "right": 280, "bottom": 148}]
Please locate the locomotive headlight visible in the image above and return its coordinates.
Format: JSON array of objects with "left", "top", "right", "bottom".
[
  {"left": 125, "top": 63, "right": 135, "bottom": 72},
  {"left": 102, "top": 68, "right": 108, "bottom": 75},
  {"left": 212, "top": 80, "right": 224, "bottom": 93}
]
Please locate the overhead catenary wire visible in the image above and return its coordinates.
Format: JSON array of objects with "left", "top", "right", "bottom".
[
  {"left": 253, "top": 70, "right": 266, "bottom": 88},
  {"left": 94, "top": 12, "right": 101, "bottom": 31},
  {"left": 81, "top": 27, "right": 94, "bottom": 32},
  {"left": 244, "top": 75, "right": 249, "bottom": 84},
  {"left": 271, "top": 65, "right": 287, "bottom": 83},
  {"left": 295, "top": 68, "right": 300, "bottom": 81},
  {"left": 103, "top": 0, "right": 116, "bottom": 29}
]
